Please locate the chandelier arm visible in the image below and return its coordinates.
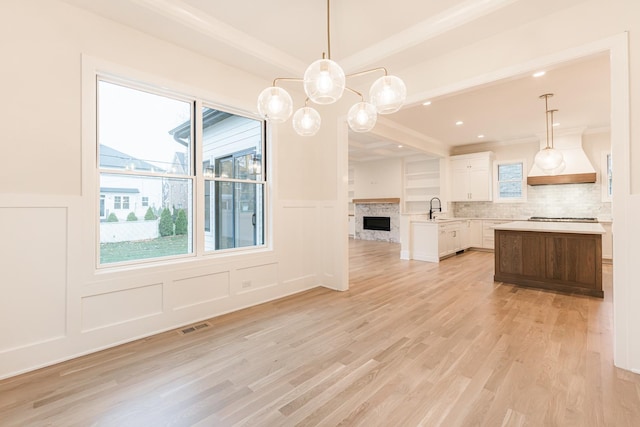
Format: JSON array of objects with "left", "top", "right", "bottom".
[
  {"left": 345, "top": 67, "right": 388, "bottom": 79},
  {"left": 272, "top": 77, "right": 304, "bottom": 87},
  {"left": 343, "top": 86, "right": 364, "bottom": 101},
  {"left": 257, "top": 0, "right": 405, "bottom": 135}
]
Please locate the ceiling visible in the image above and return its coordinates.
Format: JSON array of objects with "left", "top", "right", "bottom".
[{"left": 62, "top": 0, "right": 609, "bottom": 162}]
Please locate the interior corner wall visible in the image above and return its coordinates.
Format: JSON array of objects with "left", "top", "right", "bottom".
[{"left": 0, "top": 0, "right": 343, "bottom": 379}]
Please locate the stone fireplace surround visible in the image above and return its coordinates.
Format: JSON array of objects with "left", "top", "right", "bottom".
[{"left": 354, "top": 198, "right": 400, "bottom": 243}]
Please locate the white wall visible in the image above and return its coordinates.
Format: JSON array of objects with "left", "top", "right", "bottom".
[
  {"left": 352, "top": 158, "right": 402, "bottom": 199},
  {"left": 0, "top": 0, "right": 345, "bottom": 379},
  {"left": 397, "top": 0, "right": 640, "bottom": 372}
]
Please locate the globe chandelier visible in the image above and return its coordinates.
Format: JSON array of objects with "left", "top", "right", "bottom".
[
  {"left": 534, "top": 93, "right": 564, "bottom": 173},
  {"left": 257, "top": 0, "right": 407, "bottom": 136}
]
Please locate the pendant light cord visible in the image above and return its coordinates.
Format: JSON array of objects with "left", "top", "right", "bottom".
[
  {"left": 326, "top": 0, "right": 332, "bottom": 59},
  {"left": 540, "top": 93, "right": 553, "bottom": 149},
  {"left": 549, "top": 109, "right": 558, "bottom": 149},
  {"left": 545, "top": 97, "right": 550, "bottom": 149}
]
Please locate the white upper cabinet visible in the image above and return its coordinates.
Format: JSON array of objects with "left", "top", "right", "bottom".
[{"left": 450, "top": 152, "right": 494, "bottom": 201}]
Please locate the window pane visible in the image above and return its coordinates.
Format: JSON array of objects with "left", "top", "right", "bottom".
[
  {"left": 204, "top": 182, "right": 264, "bottom": 251},
  {"left": 98, "top": 80, "right": 192, "bottom": 175},
  {"left": 201, "top": 105, "right": 265, "bottom": 252},
  {"left": 499, "top": 181, "right": 522, "bottom": 198},
  {"left": 498, "top": 163, "right": 522, "bottom": 181},
  {"left": 201, "top": 107, "right": 263, "bottom": 180},
  {"left": 99, "top": 173, "right": 193, "bottom": 264},
  {"left": 497, "top": 162, "right": 523, "bottom": 200}
]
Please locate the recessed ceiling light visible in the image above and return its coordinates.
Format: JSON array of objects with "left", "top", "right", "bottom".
[
  {"left": 477, "top": 134, "right": 485, "bottom": 139},
  {"left": 455, "top": 121, "right": 464, "bottom": 126},
  {"left": 533, "top": 71, "right": 546, "bottom": 78},
  {"left": 422, "top": 101, "right": 432, "bottom": 106},
  {"left": 397, "top": 144, "right": 403, "bottom": 148}
]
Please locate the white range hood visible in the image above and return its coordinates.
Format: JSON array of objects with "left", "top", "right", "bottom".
[{"left": 527, "top": 131, "right": 597, "bottom": 185}]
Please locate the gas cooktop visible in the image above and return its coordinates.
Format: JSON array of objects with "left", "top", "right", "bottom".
[{"left": 528, "top": 216, "right": 598, "bottom": 223}]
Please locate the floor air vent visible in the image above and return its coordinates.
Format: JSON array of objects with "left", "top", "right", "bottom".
[{"left": 179, "top": 322, "right": 211, "bottom": 335}]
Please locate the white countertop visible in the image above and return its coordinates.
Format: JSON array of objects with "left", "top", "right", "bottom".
[
  {"left": 492, "top": 221, "right": 605, "bottom": 234},
  {"left": 409, "top": 216, "right": 526, "bottom": 224},
  {"left": 411, "top": 218, "right": 458, "bottom": 224}
]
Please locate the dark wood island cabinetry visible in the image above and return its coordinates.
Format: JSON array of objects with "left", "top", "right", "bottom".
[{"left": 493, "top": 221, "right": 605, "bottom": 298}]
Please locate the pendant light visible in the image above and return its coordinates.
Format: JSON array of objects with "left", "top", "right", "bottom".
[
  {"left": 292, "top": 105, "right": 322, "bottom": 136},
  {"left": 257, "top": 86, "right": 293, "bottom": 123},
  {"left": 257, "top": 0, "right": 406, "bottom": 136},
  {"left": 534, "top": 93, "right": 564, "bottom": 173},
  {"left": 347, "top": 101, "right": 377, "bottom": 133}
]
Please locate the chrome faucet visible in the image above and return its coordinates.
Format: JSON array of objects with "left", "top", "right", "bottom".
[{"left": 429, "top": 197, "right": 442, "bottom": 220}]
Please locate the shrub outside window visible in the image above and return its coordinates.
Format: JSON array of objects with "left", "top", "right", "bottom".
[{"left": 96, "top": 78, "right": 266, "bottom": 267}]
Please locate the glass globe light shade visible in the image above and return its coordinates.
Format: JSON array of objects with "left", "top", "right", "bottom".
[
  {"left": 534, "top": 147, "right": 564, "bottom": 173},
  {"left": 257, "top": 86, "right": 293, "bottom": 123},
  {"left": 549, "top": 159, "right": 566, "bottom": 175},
  {"left": 369, "top": 75, "right": 407, "bottom": 114},
  {"left": 303, "top": 59, "right": 345, "bottom": 105},
  {"left": 347, "top": 102, "right": 377, "bottom": 133},
  {"left": 292, "top": 106, "right": 321, "bottom": 136}
]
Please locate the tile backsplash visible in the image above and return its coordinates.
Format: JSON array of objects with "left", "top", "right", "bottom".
[{"left": 452, "top": 183, "right": 611, "bottom": 219}]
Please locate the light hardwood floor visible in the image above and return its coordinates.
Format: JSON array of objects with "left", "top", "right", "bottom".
[{"left": 2, "top": 240, "right": 640, "bottom": 426}]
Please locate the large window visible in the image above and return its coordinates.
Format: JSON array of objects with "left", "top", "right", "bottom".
[
  {"left": 494, "top": 160, "right": 526, "bottom": 202},
  {"left": 96, "top": 78, "right": 266, "bottom": 267},
  {"left": 201, "top": 107, "right": 265, "bottom": 251}
]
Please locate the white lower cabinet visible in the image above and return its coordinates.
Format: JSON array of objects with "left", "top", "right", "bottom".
[
  {"left": 409, "top": 220, "right": 464, "bottom": 262},
  {"left": 438, "top": 222, "right": 461, "bottom": 258},
  {"left": 482, "top": 220, "right": 509, "bottom": 249},
  {"left": 460, "top": 219, "right": 482, "bottom": 249},
  {"left": 410, "top": 222, "right": 439, "bottom": 262},
  {"left": 410, "top": 218, "right": 513, "bottom": 263}
]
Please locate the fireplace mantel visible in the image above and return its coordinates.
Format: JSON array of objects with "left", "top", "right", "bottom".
[{"left": 352, "top": 198, "right": 400, "bottom": 204}]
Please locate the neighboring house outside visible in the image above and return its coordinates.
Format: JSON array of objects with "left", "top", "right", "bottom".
[
  {"left": 165, "top": 151, "right": 189, "bottom": 214},
  {"left": 170, "top": 109, "right": 263, "bottom": 251},
  {"left": 99, "top": 144, "right": 164, "bottom": 222},
  {"left": 99, "top": 144, "right": 193, "bottom": 244}
]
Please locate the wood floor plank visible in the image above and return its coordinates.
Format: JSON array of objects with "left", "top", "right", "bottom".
[{"left": 1, "top": 239, "right": 640, "bottom": 426}]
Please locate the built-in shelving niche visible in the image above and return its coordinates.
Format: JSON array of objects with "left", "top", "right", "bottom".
[{"left": 403, "top": 156, "right": 441, "bottom": 214}]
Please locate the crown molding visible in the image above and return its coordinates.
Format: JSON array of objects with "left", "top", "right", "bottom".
[{"left": 130, "top": 0, "right": 307, "bottom": 75}]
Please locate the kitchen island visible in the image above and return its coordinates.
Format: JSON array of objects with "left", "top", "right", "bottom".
[{"left": 493, "top": 221, "right": 605, "bottom": 297}]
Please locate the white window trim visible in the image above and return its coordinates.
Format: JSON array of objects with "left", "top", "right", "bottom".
[
  {"left": 493, "top": 159, "right": 527, "bottom": 203},
  {"left": 82, "top": 55, "right": 271, "bottom": 272},
  {"left": 601, "top": 150, "right": 612, "bottom": 202}
]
